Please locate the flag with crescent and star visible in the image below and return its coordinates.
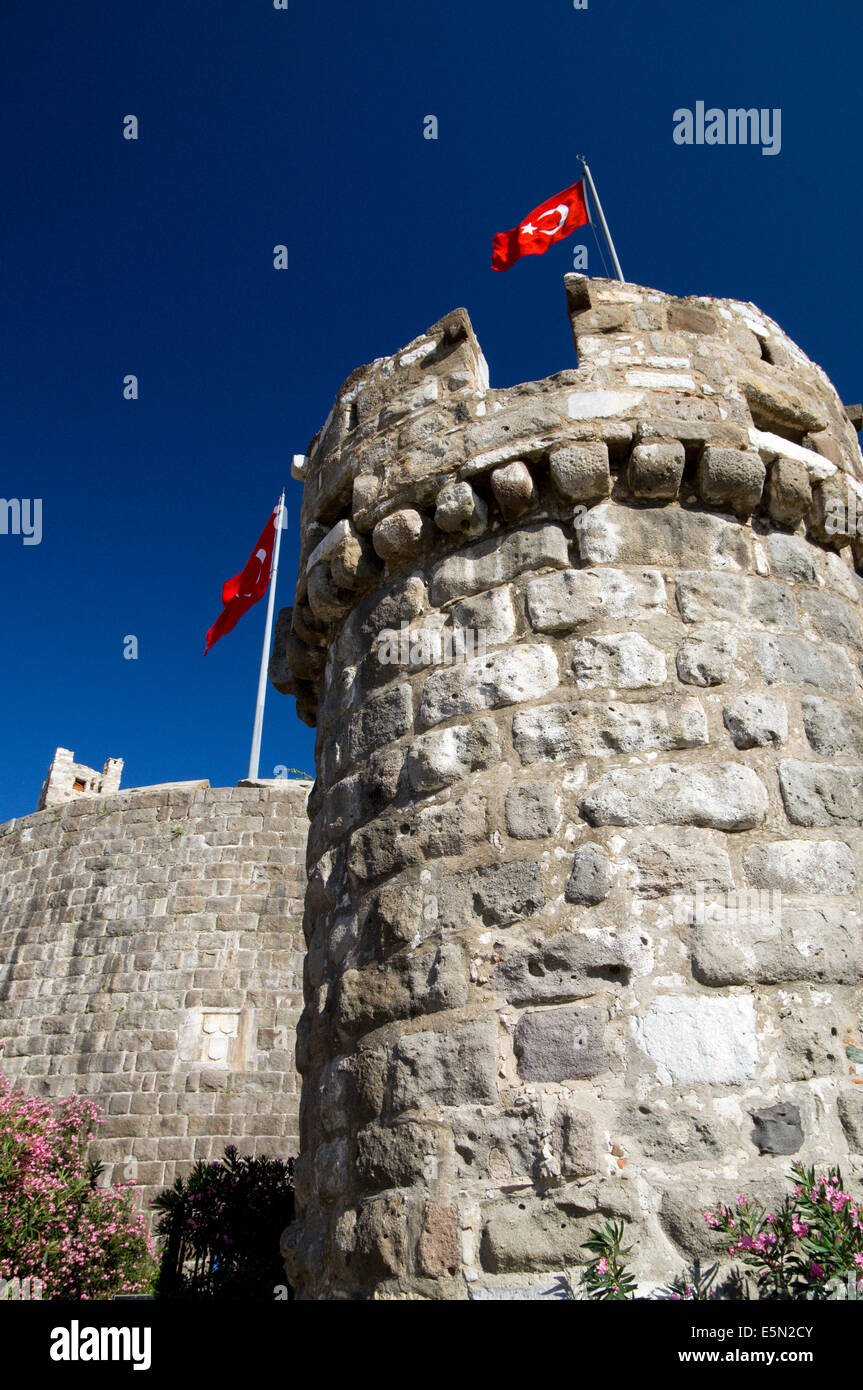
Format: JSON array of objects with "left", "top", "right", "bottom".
[
  {"left": 491, "top": 178, "right": 589, "bottom": 272},
  {"left": 204, "top": 500, "right": 280, "bottom": 653}
]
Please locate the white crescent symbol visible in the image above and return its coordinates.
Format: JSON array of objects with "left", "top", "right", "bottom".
[{"left": 537, "top": 204, "right": 569, "bottom": 235}]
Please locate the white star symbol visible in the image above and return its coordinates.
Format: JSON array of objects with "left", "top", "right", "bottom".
[{"left": 521, "top": 222, "right": 536, "bottom": 235}]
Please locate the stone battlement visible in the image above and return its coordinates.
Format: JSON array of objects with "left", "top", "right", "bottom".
[{"left": 273, "top": 278, "right": 863, "bottom": 731}]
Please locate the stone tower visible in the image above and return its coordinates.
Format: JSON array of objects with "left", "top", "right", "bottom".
[{"left": 272, "top": 276, "right": 863, "bottom": 1299}]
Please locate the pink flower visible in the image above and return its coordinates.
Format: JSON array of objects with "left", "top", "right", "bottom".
[
  {"left": 853, "top": 1254, "right": 863, "bottom": 1269},
  {"left": 791, "top": 1220, "right": 809, "bottom": 1238},
  {"left": 810, "top": 1262, "right": 825, "bottom": 1279},
  {"left": 596, "top": 1257, "right": 608, "bottom": 1275}
]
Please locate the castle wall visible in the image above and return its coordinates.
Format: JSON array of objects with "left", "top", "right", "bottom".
[
  {"left": 0, "top": 780, "right": 310, "bottom": 1221},
  {"left": 274, "top": 277, "right": 863, "bottom": 1299}
]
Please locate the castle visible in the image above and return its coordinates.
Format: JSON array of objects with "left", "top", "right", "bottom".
[{"left": 2, "top": 275, "right": 862, "bottom": 1298}]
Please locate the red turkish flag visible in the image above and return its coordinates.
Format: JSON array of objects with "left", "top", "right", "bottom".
[
  {"left": 204, "top": 501, "right": 279, "bottom": 654},
  {"left": 491, "top": 179, "right": 589, "bottom": 272}
]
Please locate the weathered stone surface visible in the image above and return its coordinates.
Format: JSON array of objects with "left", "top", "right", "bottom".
[
  {"left": 434, "top": 861, "right": 545, "bottom": 931},
  {"left": 837, "top": 1092, "right": 863, "bottom": 1152},
  {"left": 766, "top": 457, "right": 812, "bottom": 526},
  {"left": 629, "top": 834, "right": 733, "bottom": 898},
  {"left": 372, "top": 509, "right": 425, "bottom": 564},
  {"left": 490, "top": 461, "right": 537, "bottom": 519},
  {"left": 565, "top": 844, "right": 612, "bottom": 905},
  {"left": 496, "top": 929, "right": 635, "bottom": 1005},
  {"left": 692, "top": 904, "right": 861, "bottom": 986},
  {"left": 749, "top": 633, "right": 856, "bottom": 694},
  {"left": 633, "top": 996, "right": 758, "bottom": 1084},
  {"left": 451, "top": 584, "right": 518, "bottom": 648},
  {"left": 800, "top": 590, "right": 863, "bottom": 650},
  {"left": 430, "top": 525, "right": 570, "bottom": 605},
  {"left": 580, "top": 762, "right": 768, "bottom": 830},
  {"left": 576, "top": 502, "right": 754, "bottom": 570},
  {"left": 434, "top": 480, "right": 487, "bottom": 535},
  {"left": 505, "top": 781, "right": 560, "bottom": 840},
  {"left": 512, "top": 698, "right": 707, "bottom": 763},
  {"left": 307, "top": 564, "right": 352, "bottom": 623},
  {"left": 480, "top": 1183, "right": 630, "bottom": 1272},
  {"left": 743, "top": 839, "right": 856, "bottom": 895},
  {"left": 676, "top": 630, "right": 737, "bottom": 686},
  {"left": 350, "top": 685, "right": 413, "bottom": 763},
  {"left": 513, "top": 1005, "right": 607, "bottom": 1082},
  {"left": 618, "top": 1103, "right": 723, "bottom": 1163},
  {"left": 722, "top": 693, "right": 788, "bottom": 749},
  {"left": 347, "top": 792, "right": 489, "bottom": 880},
  {"left": 355, "top": 1121, "right": 439, "bottom": 1189},
  {"left": 697, "top": 446, "right": 766, "bottom": 516},
  {"left": 419, "top": 644, "right": 559, "bottom": 726},
  {"left": 334, "top": 942, "right": 470, "bottom": 1037},
  {"left": 405, "top": 719, "right": 500, "bottom": 794},
  {"left": 390, "top": 1021, "right": 499, "bottom": 1111},
  {"left": 548, "top": 442, "right": 611, "bottom": 502},
  {"left": 626, "top": 441, "right": 685, "bottom": 500},
  {"left": 352, "top": 1195, "right": 407, "bottom": 1279},
  {"left": 417, "top": 1202, "right": 459, "bottom": 1278},
  {"left": 778, "top": 760, "right": 863, "bottom": 827},
  {"left": 802, "top": 696, "right": 863, "bottom": 758},
  {"left": 765, "top": 532, "right": 816, "bottom": 584},
  {"left": 527, "top": 567, "right": 666, "bottom": 635},
  {"left": 750, "top": 1104, "right": 803, "bottom": 1156},
  {"left": 570, "top": 633, "right": 666, "bottom": 689},
  {"left": 675, "top": 573, "right": 796, "bottom": 629}
]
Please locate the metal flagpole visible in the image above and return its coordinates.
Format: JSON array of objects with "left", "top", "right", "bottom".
[
  {"left": 247, "top": 491, "right": 285, "bottom": 781},
  {"left": 579, "top": 157, "right": 625, "bottom": 284}
]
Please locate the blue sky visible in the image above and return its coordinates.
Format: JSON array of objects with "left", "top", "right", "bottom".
[{"left": 1, "top": 0, "right": 861, "bottom": 823}]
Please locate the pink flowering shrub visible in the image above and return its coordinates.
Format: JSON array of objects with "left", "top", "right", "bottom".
[
  {"left": 702, "top": 1161, "right": 863, "bottom": 1300},
  {"left": 580, "top": 1162, "right": 863, "bottom": 1301},
  {"left": 0, "top": 1055, "right": 155, "bottom": 1299}
]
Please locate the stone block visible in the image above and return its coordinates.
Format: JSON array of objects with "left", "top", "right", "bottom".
[
  {"left": 334, "top": 942, "right": 470, "bottom": 1037},
  {"left": 692, "top": 904, "right": 861, "bottom": 986},
  {"left": 837, "top": 1092, "right": 863, "bottom": 1152},
  {"left": 419, "top": 644, "right": 558, "bottom": 726},
  {"left": 629, "top": 833, "right": 733, "bottom": 898},
  {"left": 452, "top": 585, "right": 517, "bottom": 648},
  {"left": 750, "top": 1103, "right": 803, "bottom": 1156},
  {"left": 576, "top": 502, "right": 755, "bottom": 570},
  {"left": 548, "top": 442, "right": 611, "bottom": 502},
  {"left": 722, "top": 693, "right": 788, "bottom": 749},
  {"left": 676, "top": 630, "right": 737, "bottom": 686},
  {"left": 350, "top": 685, "right": 413, "bottom": 763},
  {"left": 513, "top": 1004, "right": 607, "bottom": 1082},
  {"left": 675, "top": 572, "right": 796, "bottom": 629},
  {"left": 633, "top": 995, "right": 757, "bottom": 1085},
  {"left": 766, "top": 458, "right": 812, "bottom": 526},
  {"left": 417, "top": 1202, "right": 459, "bottom": 1279},
  {"left": 505, "top": 781, "right": 560, "bottom": 840},
  {"left": 434, "top": 480, "right": 487, "bottom": 535},
  {"left": 749, "top": 634, "right": 856, "bottom": 694},
  {"left": 800, "top": 591, "right": 863, "bottom": 650},
  {"left": 430, "top": 525, "right": 570, "bottom": 605},
  {"left": 778, "top": 760, "right": 863, "bottom": 827},
  {"left": 496, "top": 929, "right": 635, "bottom": 1006},
  {"left": 526, "top": 567, "right": 666, "bottom": 635},
  {"left": 743, "top": 839, "right": 855, "bottom": 895},
  {"left": 570, "top": 633, "right": 666, "bottom": 689},
  {"left": 697, "top": 447, "right": 766, "bottom": 516},
  {"left": 405, "top": 718, "right": 500, "bottom": 794},
  {"left": 372, "top": 509, "right": 425, "bottom": 564},
  {"left": 765, "top": 532, "right": 816, "bottom": 584},
  {"left": 626, "top": 441, "right": 685, "bottom": 500},
  {"left": 435, "top": 860, "right": 545, "bottom": 931},
  {"left": 617, "top": 1102, "right": 723, "bottom": 1163},
  {"left": 565, "top": 844, "right": 612, "bottom": 905},
  {"left": 391, "top": 1021, "right": 499, "bottom": 1112},
  {"left": 802, "top": 696, "right": 863, "bottom": 758},
  {"left": 490, "top": 461, "right": 537, "bottom": 520},
  {"left": 355, "top": 1121, "right": 439, "bottom": 1189},
  {"left": 580, "top": 762, "right": 768, "bottom": 831},
  {"left": 512, "top": 698, "right": 707, "bottom": 763},
  {"left": 480, "top": 1182, "right": 631, "bottom": 1273}
]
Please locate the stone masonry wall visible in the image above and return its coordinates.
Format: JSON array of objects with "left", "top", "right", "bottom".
[
  {"left": 273, "top": 276, "right": 863, "bottom": 1299},
  {"left": 0, "top": 779, "right": 310, "bottom": 1221}
]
